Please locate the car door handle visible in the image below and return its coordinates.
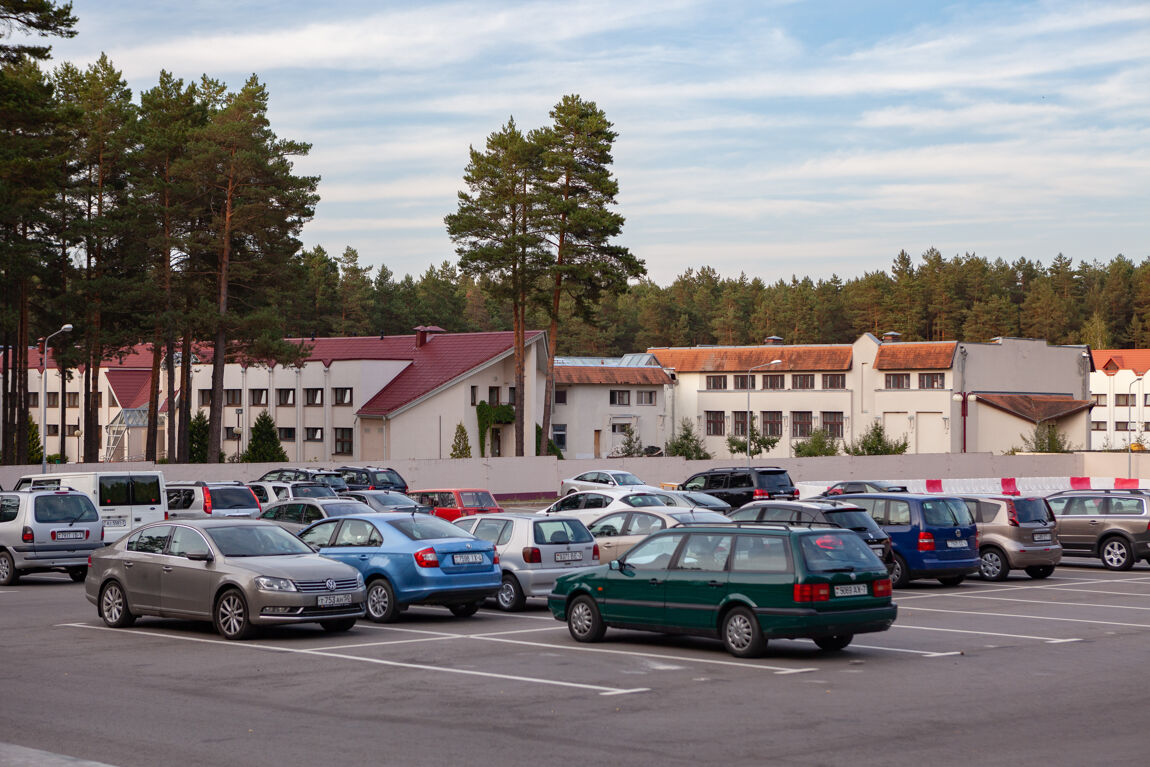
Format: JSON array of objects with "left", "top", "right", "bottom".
[
  {"left": 707, "top": 580, "right": 723, "bottom": 587},
  {"left": 123, "top": 561, "right": 134, "bottom": 568},
  {"left": 648, "top": 578, "right": 663, "bottom": 585},
  {"left": 162, "top": 566, "right": 172, "bottom": 572},
  {"left": 358, "top": 555, "right": 368, "bottom": 560}
]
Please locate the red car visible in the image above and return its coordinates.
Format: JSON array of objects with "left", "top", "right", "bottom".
[{"left": 410, "top": 488, "right": 504, "bottom": 522}]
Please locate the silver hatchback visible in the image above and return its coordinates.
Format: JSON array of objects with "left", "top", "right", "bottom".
[
  {"left": 454, "top": 513, "right": 599, "bottom": 611},
  {"left": 0, "top": 490, "right": 105, "bottom": 584}
]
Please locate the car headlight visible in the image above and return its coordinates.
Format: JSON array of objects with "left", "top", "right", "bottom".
[
  {"left": 356, "top": 572, "right": 365, "bottom": 588},
  {"left": 255, "top": 576, "right": 297, "bottom": 592}
]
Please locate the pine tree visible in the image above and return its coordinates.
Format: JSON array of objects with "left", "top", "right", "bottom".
[
  {"left": 618, "top": 424, "right": 643, "bottom": 457},
  {"left": 449, "top": 422, "right": 471, "bottom": 458},
  {"left": 241, "top": 410, "right": 288, "bottom": 462},
  {"left": 666, "top": 419, "right": 712, "bottom": 460},
  {"left": 188, "top": 410, "right": 209, "bottom": 463}
]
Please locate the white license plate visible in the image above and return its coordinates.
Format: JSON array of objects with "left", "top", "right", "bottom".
[
  {"left": 555, "top": 551, "right": 583, "bottom": 562},
  {"left": 946, "top": 539, "right": 968, "bottom": 548},
  {"left": 317, "top": 594, "right": 353, "bottom": 607},
  {"left": 103, "top": 519, "right": 126, "bottom": 527},
  {"left": 1033, "top": 532, "right": 1052, "bottom": 542},
  {"left": 55, "top": 530, "right": 85, "bottom": 540},
  {"left": 453, "top": 553, "right": 484, "bottom": 565},
  {"left": 834, "top": 584, "right": 868, "bottom": 597}
]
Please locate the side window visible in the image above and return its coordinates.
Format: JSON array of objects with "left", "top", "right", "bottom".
[
  {"left": 674, "top": 533, "right": 733, "bottom": 571},
  {"left": 441, "top": 492, "right": 458, "bottom": 508},
  {"left": 167, "top": 527, "right": 211, "bottom": 558},
  {"left": 282, "top": 504, "right": 304, "bottom": 524},
  {"left": 0, "top": 496, "right": 20, "bottom": 523},
  {"left": 731, "top": 535, "right": 791, "bottom": 573},
  {"left": 300, "top": 520, "right": 339, "bottom": 548},
  {"left": 260, "top": 507, "right": 277, "bottom": 519},
  {"left": 622, "top": 534, "right": 682, "bottom": 571},
  {"left": 888, "top": 501, "right": 911, "bottom": 526},
  {"left": 497, "top": 523, "right": 513, "bottom": 546},
  {"left": 1107, "top": 498, "right": 1145, "bottom": 515},
  {"left": 589, "top": 513, "right": 628, "bottom": 537},
  {"left": 250, "top": 486, "right": 268, "bottom": 503},
  {"left": 555, "top": 495, "right": 582, "bottom": 512},
  {"left": 682, "top": 475, "right": 705, "bottom": 491},
  {"left": 303, "top": 507, "right": 324, "bottom": 524},
  {"left": 273, "top": 486, "right": 289, "bottom": 500},
  {"left": 99, "top": 476, "right": 132, "bottom": 506},
  {"left": 132, "top": 475, "right": 162, "bottom": 505},
  {"left": 760, "top": 508, "right": 794, "bottom": 522},
  {"left": 729, "top": 508, "right": 759, "bottom": 521},
  {"left": 727, "top": 472, "right": 751, "bottom": 490},
  {"left": 132, "top": 525, "right": 172, "bottom": 554},
  {"left": 704, "top": 473, "right": 727, "bottom": 490},
  {"left": 624, "top": 513, "right": 665, "bottom": 536},
  {"left": 473, "top": 519, "right": 508, "bottom": 544},
  {"left": 848, "top": 497, "right": 880, "bottom": 523},
  {"left": 167, "top": 489, "right": 194, "bottom": 510},
  {"left": 334, "top": 519, "right": 376, "bottom": 546},
  {"left": 1048, "top": 497, "right": 1070, "bottom": 516},
  {"left": 583, "top": 494, "right": 608, "bottom": 510}
]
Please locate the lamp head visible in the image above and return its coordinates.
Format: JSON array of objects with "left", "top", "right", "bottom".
[{"left": 60, "top": 324, "right": 73, "bottom": 333}]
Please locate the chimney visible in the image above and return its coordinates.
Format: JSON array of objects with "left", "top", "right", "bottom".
[
  {"left": 414, "top": 325, "right": 446, "bottom": 348},
  {"left": 881, "top": 331, "right": 901, "bottom": 343},
  {"left": 764, "top": 336, "right": 784, "bottom": 346}
]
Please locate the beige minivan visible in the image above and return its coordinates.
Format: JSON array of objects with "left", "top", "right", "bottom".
[{"left": 958, "top": 495, "right": 1061, "bottom": 580}]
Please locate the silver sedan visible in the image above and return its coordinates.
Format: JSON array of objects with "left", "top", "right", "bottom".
[{"left": 85, "top": 519, "right": 365, "bottom": 640}]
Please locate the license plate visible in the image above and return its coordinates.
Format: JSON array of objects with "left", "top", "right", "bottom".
[
  {"left": 103, "top": 519, "right": 126, "bottom": 527},
  {"left": 834, "top": 584, "right": 868, "bottom": 597},
  {"left": 317, "top": 594, "right": 353, "bottom": 607},
  {"left": 453, "top": 553, "right": 484, "bottom": 565},
  {"left": 1033, "top": 532, "right": 1052, "bottom": 542},
  {"left": 555, "top": 551, "right": 583, "bottom": 562},
  {"left": 55, "top": 530, "right": 84, "bottom": 540},
  {"left": 868, "top": 545, "right": 884, "bottom": 554},
  {"left": 946, "top": 539, "right": 968, "bottom": 548}
]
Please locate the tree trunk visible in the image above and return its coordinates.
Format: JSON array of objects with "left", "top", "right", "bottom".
[
  {"left": 145, "top": 330, "right": 161, "bottom": 461},
  {"left": 177, "top": 332, "right": 192, "bottom": 463},
  {"left": 207, "top": 175, "right": 236, "bottom": 463}
]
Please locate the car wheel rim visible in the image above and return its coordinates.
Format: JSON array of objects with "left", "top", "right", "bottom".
[
  {"left": 1103, "top": 542, "right": 1128, "bottom": 567},
  {"left": 981, "top": 552, "right": 1002, "bottom": 578},
  {"left": 570, "top": 601, "right": 592, "bottom": 637},
  {"left": 892, "top": 560, "right": 902, "bottom": 582},
  {"left": 102, "top": 586, "right": 123, "bottom": 622},
  {"left": 726, "top": 613, "right": 753, "bottom": 651},
  {"left": 368, "top": 584, "right": 389, "bottom": 618},
  {"left": 219, "top": 595, "right": 245, "bottom": 636},
  {"left": 498, "top": 581, "right": 516, "bottom": 608},
  {"left": 0, "top": 556, "right": 9, "bottom": 581}
]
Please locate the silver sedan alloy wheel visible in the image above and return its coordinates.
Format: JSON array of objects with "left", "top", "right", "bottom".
[
  {"left": 217, "top": 593, "right": 247, "bottom": 637},
  {"left": 102, "top": 583, "right": 125, "bottom": 623},
  {"left": 0, "top": 553, "right": 10, "bottom": 582}
]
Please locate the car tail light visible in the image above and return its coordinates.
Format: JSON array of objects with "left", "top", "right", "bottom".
[
  {"left": 100, "top": 525, "right": 105, "bottom": 541},
  {"left": 21, "top": 526, "right": 34, "bottom": 543},
  {"left": 873, "top": 579, "right": 892, "bottom": 598},
  {"left": 752, "top": 489, "right": 770, "bottom": 499},
  {"left": 368, "top": 485, "right": 375, "bottom": 490},
  {"left": 493, "top": 551, "right": 499, "bottom": 565},
  {"left": 918, "top": 532, "right": 935, "bottom": 551},
  {"left": 413, "top": 547, "right": 439, "bottom": 568},
  {"left": 1006, "top": 501, "right": 1019, "bottom": 527},
  {"left": 250, "top": 488, "right": 261, "bottom": 513},
  {"left": 203, "top": 488, "right": 213, "bottom": 515},
  {"left": 793, "top": 583, "right": 830, "bottom": 602},
  {"left": 522, "top": 547, "right": 542, "bottom": 564},
  {"left": 593, "top": 543, "right": 600, "bottom": 561},
  {"left": 87, "top": 555, "right": 92, "bottom": 567}
]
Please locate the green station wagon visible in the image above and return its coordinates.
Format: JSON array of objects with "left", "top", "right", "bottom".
[{"left": 548, "top": 524, "right": 897, "bottom": 657}]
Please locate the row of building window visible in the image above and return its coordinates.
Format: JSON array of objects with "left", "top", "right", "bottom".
[
  {"left": 704, "top": 410, "right": 846, "bottom": 439},
  {"left": 1091, "top": 421, "right": 1150, "bottom": 432},
  {"left": 1093, "top": 394, "right": 1150, "bottom": 407},
  {"left": 703, "top": 373, "right": 945, "bottom": 391},
  {"left": 197, "top": 388, "right": 354, "bottom": 408},
  {"left": 608, "top": 390, "right": 657, "bottom": 406},
  {"left": 469, "top": 386, "right": 515, "bottom": 406},
  {"left": 28, "top": 392, "right": 99, "bottom": 408}
]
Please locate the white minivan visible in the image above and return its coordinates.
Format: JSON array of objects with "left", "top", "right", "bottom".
[{"left": 14, "top": 471, "right": 167, "bottom": 541}]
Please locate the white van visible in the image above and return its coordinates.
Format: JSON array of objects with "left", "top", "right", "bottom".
[{"left": 14, "top": 471, "right": 167, "bottom": 541}]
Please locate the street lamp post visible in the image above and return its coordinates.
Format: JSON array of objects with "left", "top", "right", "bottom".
[
  {"left": 40, "top": 323, "right": 73, "bottom": 473},
  {"left": 746, "top": 359, "right": 782, "bottom": 469},
  {"left": 1128, "top": 377, "right": 1139, "bottom": 478},
  {"left": 235, "top": 407, "right": 244, "bottom": 457}
]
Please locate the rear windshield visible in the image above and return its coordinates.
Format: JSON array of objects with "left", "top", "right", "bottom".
[
  {"left": 34, "top": 494, "right": 99, "bottom": 523},
  {"left": 315, "top": 475, "right": 349, "bottom": 490},
  {"left": 459, "top": 491, "right": 496, "bottom": 507},
  {"left": 206, "top": 487, "right": 258, "bottom": 509},
  {"left": 668, "top": 510, "right": 731, "bottom": 525},
  {"left": 388, "top": 515, "right": 471, "bottom": 541},
  {"left": 612, "top": 473, "right": 644, "bottom": 486},
  {"left": 683, "top": 493, "right": 728, "bottom": 509},
  {"left": 294, "top": 484, "right": 336, "bottom": 498},
  {"left": 922, "top": 499, "right": 975, "bottom": 527},
  {"left": 799, "top": 532, "right": 882, "bottom": 572},
  {"left": 1014, "top": 498, "right": 1052, "bottom": 523},
  {"left": 323, "top": 503, "right": 372, "bottom": 517},
  {"left": 755, "top": 471, "right": 793, "bottom": 490},
  {"left": 822, "top": 509, "right": 881, "bottom": 533},
  {"left": 533, "top": 519, "right": 593, "bottom": 545},
  {"left": 207, "top": 525, "right": 313, "bottom": 556}
]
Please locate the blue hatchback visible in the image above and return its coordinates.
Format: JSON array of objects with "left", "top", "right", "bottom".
[
  {"left": 298, "top": 513, "right": 500, "bottom": 621},
  {"left": 837, "top": 493, "right": 979, "bottom": 587}
]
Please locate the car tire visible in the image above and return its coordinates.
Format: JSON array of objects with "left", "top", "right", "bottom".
[
  {"left": 721, "top": 606, "right": 766, "bottom": 658},
  {"left": 214, "top": 588, "right": 254, "bottom": 640},
  {"left": 565, "top": 489, "right": 577, "bottom": 496},
  {"left": 1100, "top": 537, "right": 1135, "bottom": 571},
  {"left": 567, "top": 594, "right": 606, "bottom": 643},
  {"left": 99, "top": 581, "right": 135, "bottom": 628},
  {"left": 449, "top": 601, "right": 481, "bottom": 617},
  {"left": 890, "top": 554, "right": 909, "bottom": 588},
  {"left": 1025, "top": 565, "right": 1055, "bottom": 579},
  {"left": 978, "top": 547, "right": 1010, "bottom": 581},
  {"left": 68, "top": 567, "right": 87, "bottom": 583},
  {"left": 814, "top": 634, "right": 853, "bottom": 652},
  {"left": 365, "top": 578, "right": 399, "bottom": 623},
  {"left": 496, "top": 574, "right": 526, "bottom": 612},
  {"left": 0, "top": 550, "right": 19, "bottom": 586},
  {"left": 320, "top": 617, "right": 357, "bottom": 633},
  {"left": 937, "top": 575, "right": 965, "bottom": 587}
]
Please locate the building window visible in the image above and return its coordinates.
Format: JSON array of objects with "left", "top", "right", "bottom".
[
  {"left": 733, "top": 410, "right": 748, "bottom": 436},
  {"left": 508, "top": 387, "right": 516, "bottom": 405},
  {"left": 762, "top": 411, "right": 782, "bottom": 437},
  {"left": 334, "top": 428, "right": 353, "bottom": 455},
  {"left": 225, "top": 427, "right": 240, "bottom": 441},
  {"left": 277, "top": 388, "right": 295, "bottom": 406},
  {"left": 249, "top": 389, "right": 268, "bottom": 406},
  {"left": 224, "top": 389, "right": 241, "bottom": 407},
  {"left": 791, "top": 411, "right": 812, "bottom": 438},
  {"left": 705, "top": 375, "right": 727, "bottom": 390},
  {"left": 47, "top": 392, "right": 59, "bottom": 408},
  {"left": 199, "top": 389, "right": 211, "bottom": 407},
  {"left": 67, "top": 424, "right": 80, "bottom": 436},
  {"left": 822, "top": 374, "right": 846, "bottom": 390},
  {"left": 555, "top": 389, "right": 567, "bottom": 405},
  {"left": 1090, "top": 421, "right": 1107, "bottom": 431},
  {"left": 28, "top": 392, "right": 38, "bottom": 408},
  {"left": 792, "top": 375, "right": 814, "bottom": 390},
  {"left": 66, "top": 392, "right": 80, "bottom": 408},
  {"left": 885, "top": 374, "right": 911, "bottom": 389},
  {"left": 333, "top": 388, "right": 353, "bottom": 406},
  {"left": 611, "top": 423, "right": 631, "bottom": 434},
  {"left": 304, "top": 427, "right": 323, "bottom": 442},
  {"left": 610, "top": 390, "right": 631, "bottom": 406},
  {"left": 488, "top": 387, "right": 500, "bottom": 406},
  {"left": 305, "top": 388, "right": 323, "bottom": 406},
  {"left": 278, "top": 427, "right": 296, "bottom": 442},
  {"left": 470, "top": 386, "right": 477, "bottom": 406},
  {"left": 637, "top": 390, "right": 656, "bottom": 406},
  {"left": 552, "top": 424, "right": 567, "bottom": 451},
  {"left": 733, "top": 375, "right": 753, "bottom": 391},
  {"left": 46, "top": 424, "right": 59, "bottom": 436},
  {"left": 763, "top": 374, "right": 784, "bottom": 390},
  {"left": 1091, "top": 394, "right": 1107, "bottom": 406},
  {"left": 1115, "top": 394, "right": 1134, "bottom": 407},
  {"left": 919, "top": 373, "right": 945, "bottom": 389},
  {"left": 705, "top": 411, "right": 725, "bottom": 436},
  {"left": 1144, "top": 394, "right": 1150, "bottom": 408},
  {"left": 822, "top": 411, "right": 844, "bottom": 439}
]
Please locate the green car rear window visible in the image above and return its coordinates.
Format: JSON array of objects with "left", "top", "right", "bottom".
[{"left": 798, "top": 532, "right": 880, "bottom": 572}]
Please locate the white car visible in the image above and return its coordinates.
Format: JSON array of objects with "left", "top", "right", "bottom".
[
  {"left": 559, "top": 470, "right": 661, "bottom": 496},
  {"left": 537, "top": 489, "right": 669, "bottom": 523},
  {"left": 650, "top": 489, "right": 732, "bottom": 514}
]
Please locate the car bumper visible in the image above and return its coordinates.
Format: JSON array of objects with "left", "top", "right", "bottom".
[
  {"left": 753, "top": 604, "right": 899, "bottom": 639},
  {"left": 11, "top": 543, "right": 102, "bottom": 569},
  {"left": 1003, "top": 543, "right": 1062, "bottom": 568},
  {"left": 515, "top": 567, "right": 596, "bottom": 599},
  {"left": 250, "top": 587, "right": 367, "bottom": 625},
  {"left": 394, "top": 571, "right": 501, "bottom": 606}
]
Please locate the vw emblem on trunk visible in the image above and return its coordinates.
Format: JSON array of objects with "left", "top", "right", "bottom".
[
  {"left": 466, "top": 543, "right": 472, "bottom": 549},
  {"left": 325, "top": 579, "right": 336, "bottom": 591},
  {"left": 955, "top": 530, "right": 962, "bottom": 538}
]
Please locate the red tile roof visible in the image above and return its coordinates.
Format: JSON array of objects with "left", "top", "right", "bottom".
[
  {"left": 874, "top": 342, "right": 957, "bottom": 370},
  {"left": 554, "top": 366, "right": 672, "bottom": 386},
  {"left": 1092, "top": 349, "right": 1150, "bottom": 376},
  {"left": 105, "top": 370, "right": 152, "bottom": 410},
  {"left": 357, "top": 331, "right": 544, "bottom": 417},
  {"left": 975, "top": 393, "right": 1093, "bottom": 423},
  {"left": 647, "top": 346, "right": 851, "bottom": 372}
]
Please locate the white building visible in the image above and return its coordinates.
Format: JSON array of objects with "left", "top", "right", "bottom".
[{"left": 1087, "top": 349, "right": 1150, "bottom": 451}]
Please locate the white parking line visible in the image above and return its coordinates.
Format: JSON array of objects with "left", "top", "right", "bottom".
[
  {"left": 848, "top": 643, "right": 963, "bottom": 658},
  {"left": 900, "top": 605, "right": 1150, "bottom": 629},
  {"left": 58, "top": 623, "right": 649, "bottom": 696},
  {"left": 893, "top": 624, "right": 1081, "bottom": 643},
  {"left": 933, "top": 593, "right": 1150, "bottom": 611}
]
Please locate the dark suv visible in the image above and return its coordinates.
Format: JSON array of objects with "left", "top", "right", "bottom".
[
  {"left": 337, "top": 466, "right": 407, "bottom": 493},
  {"left": 680, "top": 467, "right": 798, "bottom": 507}
]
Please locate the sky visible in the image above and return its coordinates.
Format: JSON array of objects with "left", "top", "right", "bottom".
[{"left": 45, "top": 0, "right": 1150, "bottom": 286}]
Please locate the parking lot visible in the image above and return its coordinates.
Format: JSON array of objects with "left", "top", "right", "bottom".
[{"left": 3, "top": 559, "right": 1150, "bottom": 766}]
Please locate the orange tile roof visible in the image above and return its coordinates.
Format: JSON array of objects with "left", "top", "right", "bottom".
[
  {"left": 554, "top": 367, "right": 672, "bottom": 386},
  {"left": 647, "top": 346, "right": 851, "bottom": 372},
  {"left": 1092, "top": 349, "right": 1150, "bottom": 376},
  {"left": 874, "top": 342, "right": 956, "bottom": 370},
  {"left": 975, "top": 393, "right": 1093, "bottom": 423}
]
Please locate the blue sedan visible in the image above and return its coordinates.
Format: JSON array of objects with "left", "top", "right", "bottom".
[{"left": 298, "top": 513, "right": 500, "bottom": 622}]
